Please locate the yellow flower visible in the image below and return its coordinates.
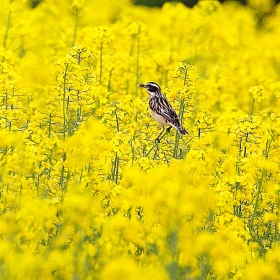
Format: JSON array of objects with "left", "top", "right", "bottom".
[{"left": 1, "top": 0, "right": 280, "bottom": 278}]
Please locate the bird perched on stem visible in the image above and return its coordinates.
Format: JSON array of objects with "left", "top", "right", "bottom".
[{"left": 139, "top": 82, "right": 188, "bottom": 138}]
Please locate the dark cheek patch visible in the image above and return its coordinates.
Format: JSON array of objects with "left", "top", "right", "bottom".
[{"left": 149, "top": 86, "right": 157, "bottom": 92}]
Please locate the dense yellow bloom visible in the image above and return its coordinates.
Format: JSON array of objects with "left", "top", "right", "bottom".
[{"left": 1, "top": 0, "right": 280, "bottom": 278}]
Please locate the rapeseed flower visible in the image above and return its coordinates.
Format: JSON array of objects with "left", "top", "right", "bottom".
[{"left": 1, "top": 0, "right": 280, "bottom": 278}]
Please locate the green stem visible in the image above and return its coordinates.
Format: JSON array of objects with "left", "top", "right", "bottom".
[
  {"left": 243, "top": 132, "right": 249, "bottom": 158},
  {"left": 115, "top": 109, "right": 119, "bottom": 132},
  {"left": 198, "top": 127, "right": 201, "bottom": 138},
  {"left": 264, "top": 138, "right": 272, "bottom": 158},
  {"left": 129, "top": 140, "right": 135, "bottom": 165},
  {"left": 249, "top": 171, "right": 264, "bottom": 232},
  {"left": 3, "top": 1, "right": 13, "bottom": 49},
  {"left": 76, "top": 91, "right": 81, "bottom": 123},
  {"left": 99, "top": 42, "right": 103, "bottom": 85},
  {"left": 71, "top": 8, "right": 80, "bottom": 46},
  {"left": 145, "top": 128, "right": 169, "bottom": 157},
  {"left": 239, "top": 137, "right": 242, "bottom": 157},
  {"left": 173, "top": 100, "right": 185, "bottom": 158},
  {"left": 111, "top": 152, "right": 119, "bottom": 184},
  {"left": 108, "top": 68, "right": 113, "bottom": 91},
  {"left": 173, "top": 130, "right": 179, "bottom": 159},
  {"left": 62, "top": 64, "right": 69, "bottom": 140},
  {"left": 48, "top": 113, "right": 52, "bottom": 138},
  {"left": 79, "top": 168, "right": 83, "bottom": 184},
  {"left": 183, "top": 66, "right": 188, "bottom": 86},
  {"left": 135, "top": 31, "right": 140, "bottom": 96},
  {"left": 250, "top": 98, "right": 255, "bottom": 115},
  {"left": 5, "top": 92, "right": 8, "bottom": 110}
]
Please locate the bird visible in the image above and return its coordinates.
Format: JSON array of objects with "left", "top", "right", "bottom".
[{"left": 139, "top": 82, "right": 188, "bottom": 136}]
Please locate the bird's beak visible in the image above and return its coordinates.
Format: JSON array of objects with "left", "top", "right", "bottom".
[{"left": 139, "top": 83, "right": 146, "bottom": 88}]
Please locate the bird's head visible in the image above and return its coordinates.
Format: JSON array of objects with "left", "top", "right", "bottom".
[{"left": 139, "top": 82, "right": 161, "bottom": 97}]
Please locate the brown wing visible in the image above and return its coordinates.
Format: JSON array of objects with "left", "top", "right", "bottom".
[{"left": 149, "top": 95, "right": 181, "bottom": 127}]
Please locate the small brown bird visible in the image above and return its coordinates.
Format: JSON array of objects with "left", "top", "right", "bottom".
[{"left": 139, "top": 82, "right": 188, "bottom": 135}]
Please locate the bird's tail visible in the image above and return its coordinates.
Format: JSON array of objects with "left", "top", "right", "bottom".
[{"left": 177, "top": 126, "right": 189, "bottom": 135}]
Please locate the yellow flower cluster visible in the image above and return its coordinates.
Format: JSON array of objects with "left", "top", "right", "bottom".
[{"left": 1, "top": 0, "right": 280, "bottom": 278}]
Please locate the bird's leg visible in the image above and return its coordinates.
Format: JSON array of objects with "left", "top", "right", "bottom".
[
  {"left": 155, "top": 126, "right": 173, "bottom": 143},
  {"left": 166, "top": 126, "right": 172, "bottom": 134},
  {"left": 155, "top": 128, "right": 166, "bottom": 143}
]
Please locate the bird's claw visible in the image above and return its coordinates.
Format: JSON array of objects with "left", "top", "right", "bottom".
[
  {"left": 155, "top": 137, "right": 160, "bottom": 144},
  {"left": 166, "top": 126, "right": 172, "bottom": 133}
]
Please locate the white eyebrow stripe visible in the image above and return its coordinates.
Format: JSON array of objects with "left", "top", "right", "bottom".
[{"left": 147, "top": 82, "right": 160, "bottom": 89}]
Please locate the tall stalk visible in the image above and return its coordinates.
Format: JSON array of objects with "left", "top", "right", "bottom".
[
  {"left": 71, "top": 7, "right": 80, "bottom": 46},
  {"left": 62, "top": 64, "right": 69, "bottom": 140},
  {"left": 3, "top": 1, "right": 13, "bottom": 49},
  {"left": 99, "top": 42, "right": 103, "bottom": 85},
  {"left": 173, "top": 100, "right": 185, "bottom": 159},
  {"left": 135, "top": 31, "right": 140, "bottom": 97}
]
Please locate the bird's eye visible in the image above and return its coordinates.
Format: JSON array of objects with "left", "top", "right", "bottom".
[{"left": 148, "top": 86, "right": 157, "bottom": 92}]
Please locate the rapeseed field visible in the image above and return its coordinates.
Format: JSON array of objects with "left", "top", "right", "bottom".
[{"left": 1, "top": 0, "right": 280, "bottom": 278}]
